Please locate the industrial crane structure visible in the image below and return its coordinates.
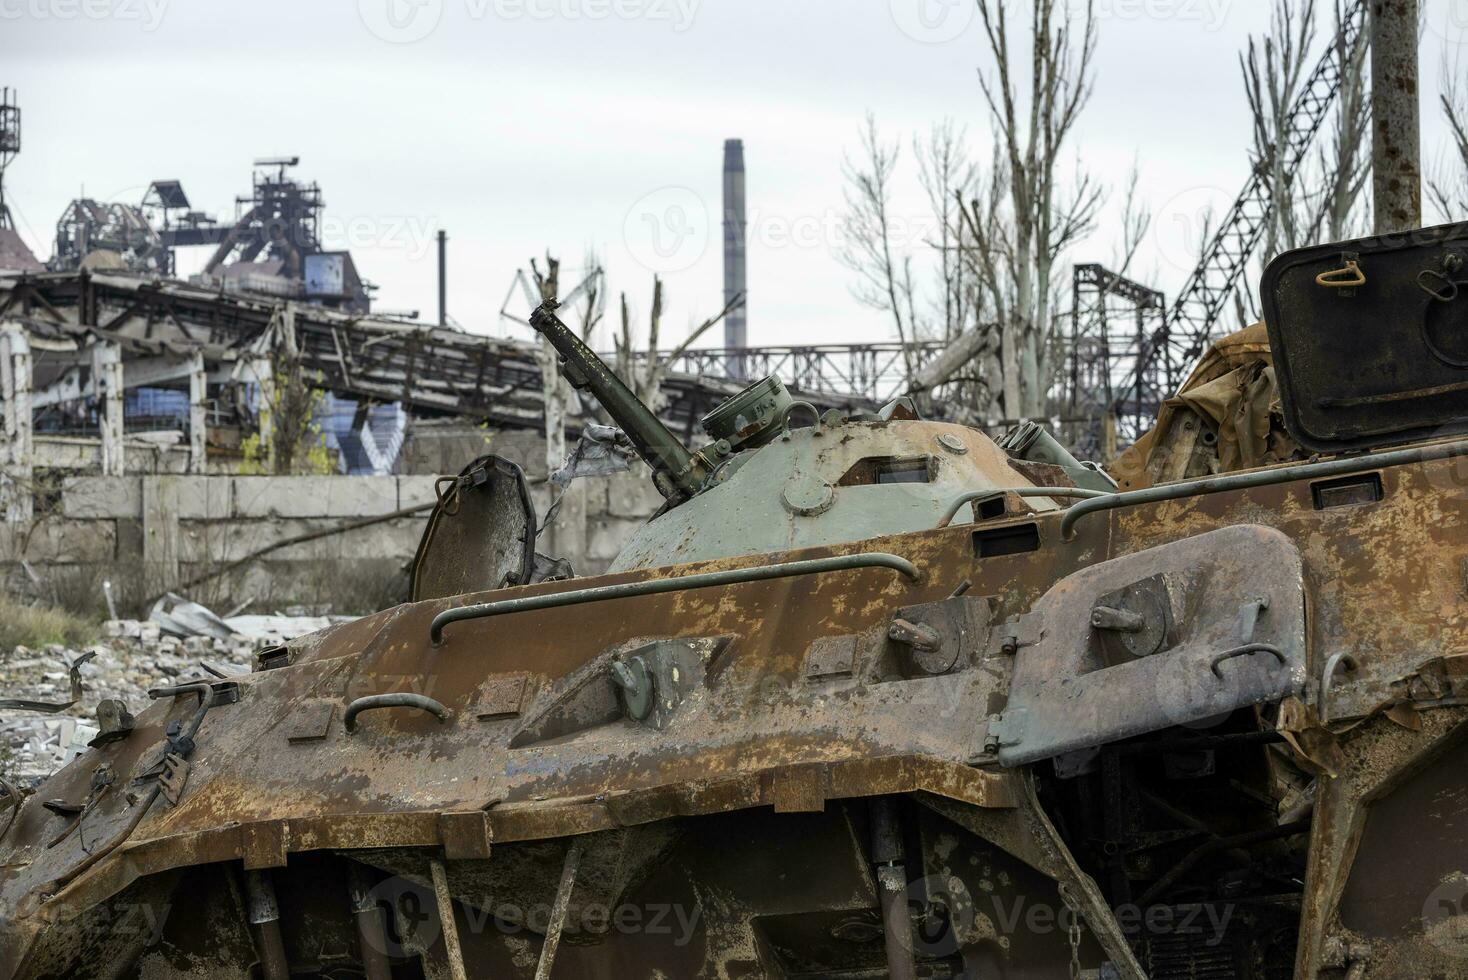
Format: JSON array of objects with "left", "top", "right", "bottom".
[{"left": 1075, "top": 0, "right": 1370, "bottom": 447}]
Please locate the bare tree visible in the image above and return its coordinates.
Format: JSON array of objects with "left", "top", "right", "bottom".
[
  {"left": 1244, "top": 0, "right": 1319, "bottom": 259},
  {"left": 954, "top": 0, "right": 1104, "bottom": 420},
  {"left": 839, "top": 114, "right": 988, "bottom": 388},
  {"left": 1318, "top": 0, "right": 1371, "bottom": 241},
  {"left": 528, "top": 254, "right": 572, "bottom": 479},
  {"left": 839, "top": 113, "right": 920, "bottom": 380},
  {"left": 1240, "top": 0, "right": 1370, "bottom": 323},
  {"left": 1428, "top": 52, "right": 1468, "bottom": 220},
  {"left": 914, "top": 119, "right": 981, "bottom": 346},
  {"left": 613, "top": 275, "right": 744, "bottom": 412},
  {"left": 571, "top": 247, "right": 607, "bottom": 345}
]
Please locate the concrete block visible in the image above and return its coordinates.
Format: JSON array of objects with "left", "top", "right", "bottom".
[
  {"left": 0, "top": 520, "right": 117, "bottom": 563},
  {"left": 115, "top": 519, "right": 144, "bottom": 560},
  {"left": 604, "top": 471, "right": 662, "bottom": 520},
  {"left": 168, "top": 476, "right": 231, "bottom": 519},
  {"left": 231, "top": 476, "right": 400, "bottom": 519},
  {"left": 485, "top": 429, "right": 551, "bottom": 478},
  {"left": 586, "top": 518, "right": 639, "bottom": 563},
  {"left": 577, "top": 557, "right": 613, "bottom": 577},
  {"left": 529, "top": 483, "right": 555, "bottom": 522},
  {"left": 62, "top": 476, "right": 140, "bottom": 519},
  {"left": 143, "top": 478, "right": 181, "bottom": 584},
  {"left": 542, "top": 481, "right": 587, "bottom": 565},
  {"left": 179, "top": 518, "right": 302, "bottom": 564},
  {"left": 398, "top": 476, "right": 441, "bottom": 511},
  {"left": 397, "top": 424, "right": 498, "bottom": 477},
  {"left": 179, "top": 517, "right": 430, "bottom": 563}
]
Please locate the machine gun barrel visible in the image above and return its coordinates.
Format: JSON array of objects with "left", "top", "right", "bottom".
[{"left": 529, "top": 301, "right": 705, "bottom": 501}]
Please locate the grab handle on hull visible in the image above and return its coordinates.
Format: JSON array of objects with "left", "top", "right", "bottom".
[
  {"left": 344, "top": 694, "right": 452, "bottom": 734},
  {"left": 430, "top": 552, "right": 921, "bottom": 646}
]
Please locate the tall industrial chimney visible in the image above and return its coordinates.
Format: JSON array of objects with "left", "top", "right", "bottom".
[
  {"left": 1370, "top": 0, "right": 1422, "bottom": 234},
  {"left": 437, "top": 229, "right": 447, "bottom": 327},
  {"left": 722, "top": 139, "right": 747, "bottom": 373}
]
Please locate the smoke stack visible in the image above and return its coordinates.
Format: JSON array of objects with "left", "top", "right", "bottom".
[
  {"left": 437, "top": 229, "right": 447, "bottom": 327},
  {"left": 722, "top": 139, "right": 747, "bottom": 373},
  {"left": 1370, "top": 0, "right": 1422, "bottom": 234}
]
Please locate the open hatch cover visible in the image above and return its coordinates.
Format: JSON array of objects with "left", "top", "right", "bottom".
[
  {"left": 409, "top": 454, "right": 537, "bottom": 601},
  {"left": 1261, "top": 221, "right": 1468, "bottom": 452}
]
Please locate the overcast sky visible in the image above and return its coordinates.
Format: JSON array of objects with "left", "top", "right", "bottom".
[{"left": 3, "top": 0, "right": 1465, "bottom": 351}]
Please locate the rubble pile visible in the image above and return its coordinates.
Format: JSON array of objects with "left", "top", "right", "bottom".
[{"left": 1, "top": 613, "right": 340, "bottom": 788}]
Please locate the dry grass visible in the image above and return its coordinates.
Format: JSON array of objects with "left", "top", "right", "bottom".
[{"left": 0, "top": 593, "right": 99, "bottom": 650}]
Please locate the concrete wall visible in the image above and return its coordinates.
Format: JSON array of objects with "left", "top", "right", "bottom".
[{"left": 1, "top": 468, "right": 661, "bottom": 615}]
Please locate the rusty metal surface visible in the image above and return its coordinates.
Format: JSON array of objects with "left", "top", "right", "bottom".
[
  {"left": 410, "top": 454, "right": 537, "bottom": 601},
  {"left": 994, "top": 524, "right": 1308, "bottom": 766},
  {"left": 2, "top": 421, "right": 1467, "bottom": 975}
]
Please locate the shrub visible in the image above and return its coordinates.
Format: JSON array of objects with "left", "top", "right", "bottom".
[{"left": 0, "top": 594, "right": 99, "bottom": 650}]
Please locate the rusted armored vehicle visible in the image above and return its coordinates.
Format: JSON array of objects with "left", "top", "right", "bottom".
[{"left": 3, "top": 224, "right": 1468, "bottom": 978}]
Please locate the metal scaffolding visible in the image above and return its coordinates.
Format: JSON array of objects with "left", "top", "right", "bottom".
[
  {"left": 1108, "top": 0, "right": 1368, "bottom": 422},
  {"left": 0, "top": 271, "right": 875, "bottom": 456},
  {"left": 1061, "top": 264, "right": 1170, "bottom": 458},
  {"left": 636, "top": 341, "right": 945, "bottom": 406},
  {"left": 0, "top": 87, "right": 17, "bottom": 233}
]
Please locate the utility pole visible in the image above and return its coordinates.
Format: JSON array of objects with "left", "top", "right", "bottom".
[{"left": 1370, "top": 0, "right": 1422, "bottom": 234}]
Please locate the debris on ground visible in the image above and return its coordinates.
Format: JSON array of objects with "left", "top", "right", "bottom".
[
  {"left": 1, "top": 614, "right": 347, "bottom": 788},
  {"left": 148, "top": 593, "right": 237, "bottom": 641}
]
